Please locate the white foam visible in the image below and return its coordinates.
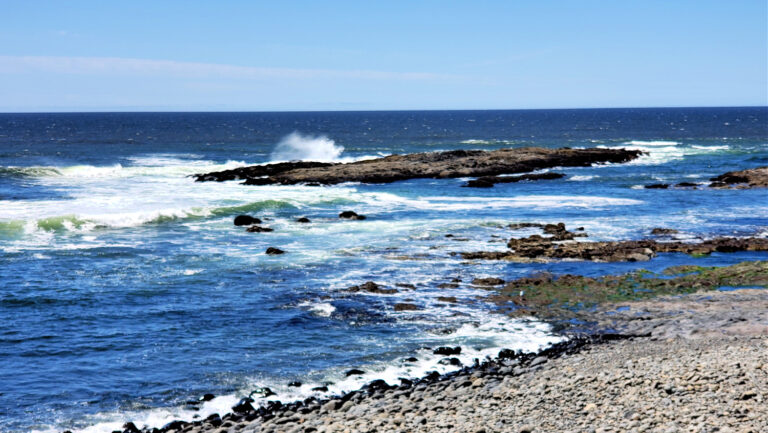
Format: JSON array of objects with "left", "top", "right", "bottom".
[
  {"left": 623, "top": 140, "right": 680, "bottom": 146},
  {"left": 269, "top": 132, "right": 344, "bottom": 162},
  {"left": 568, "top": 175, "right": 597, "bottom": 181}
]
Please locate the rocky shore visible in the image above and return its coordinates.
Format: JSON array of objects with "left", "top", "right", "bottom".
[
  {"left": 193, "top": 147, "right": 642, "bottom": 185},
  {"left": 114, "top": 287, "right": 768, "bottom": 433}
]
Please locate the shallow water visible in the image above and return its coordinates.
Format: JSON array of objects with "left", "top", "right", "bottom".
[{"left": 0, "top": 108, "right": 766, "bottom": 432}]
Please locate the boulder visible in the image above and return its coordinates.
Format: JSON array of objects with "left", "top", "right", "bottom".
[
  {"left": 265, "top": 247, "right": 285, "bottom": 255},
  {"left": 339, "top": 211, "right": 366, "bottom": 220},
  {"left": 234, "top": 215, "right": 261, "bottom": 226},
  {"left": 246, "top": 225, "right": 274, "bottom": 233}
]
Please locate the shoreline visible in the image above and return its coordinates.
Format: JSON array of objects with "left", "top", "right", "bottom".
[{"left": 109, "top": 282, "right": 768, "bottom": 433}]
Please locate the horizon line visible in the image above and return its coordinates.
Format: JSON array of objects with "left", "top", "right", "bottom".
[{"left": 1, "top": 104, "right": 767, "bottom": 115}]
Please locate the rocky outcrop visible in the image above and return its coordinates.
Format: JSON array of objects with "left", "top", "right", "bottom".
[
  {"left": 460, "top": 222, "right": 768, "bottom": 262},
  {"left": 193, "top": 161, "right": 334, "bottom": 182},
  {"left": 345, "top": 281, "right": 398, "bottom": 295},
  {"left": 709, "top": 166, "right": 768, "bottom": 188},
  {"left": 193, "top": 147, "right": 642, "bottom": 186}
]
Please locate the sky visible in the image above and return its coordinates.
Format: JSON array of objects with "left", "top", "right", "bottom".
[{"left": 0, "top": 0, "right": 766, "bottom": 112}]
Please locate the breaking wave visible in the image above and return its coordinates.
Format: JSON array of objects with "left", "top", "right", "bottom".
[{"left": 269, "top": 132, "right": 344, "bottom": 162}]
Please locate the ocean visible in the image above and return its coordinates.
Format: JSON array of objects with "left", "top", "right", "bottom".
[{"left": 1, "top": 108, "right": 767, "bottom": 432}]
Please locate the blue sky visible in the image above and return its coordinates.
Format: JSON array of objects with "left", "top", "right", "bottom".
[{"left": 0, "top": 0, "right": 766, "bottom": 112}]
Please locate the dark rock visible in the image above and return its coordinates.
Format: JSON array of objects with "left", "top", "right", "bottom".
[
  {"left": 437, "top": 296, "right": 458, "bottom": 303},
  {"left": 194, "top": 147, "right": 642, "bottom": 186},
  {"left": 204, "top": 414, "right": 222, "bottom": 427},
  {"left": 400, "top": 378, "right": 414, "bottom": 386},
  {"left": 161, "top": 420, "right": 188, "bottom": 431},
  {"left": 339, "top": 211, "right": 366, "bottom": 220},
  {"left": 345, "top": 369, "right": 365, "bottom": 376},
  {"left": 645, "top": 183, "right": 669, "bottom": 189},
  {"left": 265, "top": 247, "right": 285, "bottom": 255},
  {"left": 232, "top": 397, "right": 255, "bottom": 414},
  {"left": 437, "top": 283, "right": 460, "bottom": 289},
  {"left": 346, "top": 281, "right": 398, "bottom": 294},
  {"left": 394, "top": 303, "right": 421, "bottom": 311},
  {"left": 434, "top": 346, "right": 462, "bottom": 356},
  {"left": 296, "top": 217, "right": 311, "bottom": 223},
  {"left": 675, "top": 182, "right": 698, "bottom": 187},
  {"left": 438, "top": 357, "right": 462, "bottom": 366},
  {"left": 472, "top": 277, "right": 505, "bottom": 286},
  {"left": 396, "top": 283, "right": 417, "bottom": 290},
  {"left": 365, "top": 379, "right": 391, "bottom": 392},
  {"left": 234, "top": 215, "right": 261, "bottom": 226},
  {"left": 246, "top": 225, "right": 274, "bottom": 233},
  {"left": 405, "top": 357, "right": 418, "bottom": 362},
  {"left": 311, "top": 386, "right": 328, "bottom": 392},
  {"left": 463, "top": 172, "right": 565, "bottom": 188},
  {"left": 199, "top": 393, "right": 215, "bottom": 402},
  {"left": 509, "top": 222, "right": 545, "bottom": 230},
  {"left": 288, "top": 381, "right": 302, "bottom": 387},
  {"left": 122, "top": 422, "right": 141, "bottom": 433}
]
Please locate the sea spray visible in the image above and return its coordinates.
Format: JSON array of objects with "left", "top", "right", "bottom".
[{"left": 269, "top": 132, "right": 344, "bottom": 162}]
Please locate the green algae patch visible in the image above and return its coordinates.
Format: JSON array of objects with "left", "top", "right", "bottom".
[{"left": 491, "top": 260, "right": 768, "bottom": 317}]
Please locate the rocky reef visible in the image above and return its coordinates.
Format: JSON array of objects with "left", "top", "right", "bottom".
[{"left": 193, "top": 147, "right": 642, "bottom": 186}]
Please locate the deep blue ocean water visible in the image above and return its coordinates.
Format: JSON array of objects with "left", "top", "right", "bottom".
[{"left": 1, "top": 108, "right": 767, "bottom": 432}]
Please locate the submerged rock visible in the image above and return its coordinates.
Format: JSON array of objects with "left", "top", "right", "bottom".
[
  {"left": 394, "top": 303, "right": 421, "bottom": 311},
  {"left": 194, "top": 147, "right": 642, "bottom": 186},
  {"left": 644, "top": 183, "right": 669, "bottom": 189},
  {"left": 345, "top": 368, "right": 365, "bottom": 376},
  {"left": 650, "top": 227, "right": 679, "bottom": 235},
  {"left": 463, "top": 172, "right": 565, "bottom": 188},
  {"left": 296, "top": 217, "right": 311, "bottom": 223},
  {"left": 265, "top": 247, "right": 285, "bottom": 255},
  {"left": 234, "top": 215, "right": 261, "bottom": 226}
]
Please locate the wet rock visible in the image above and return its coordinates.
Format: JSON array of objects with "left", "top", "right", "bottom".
[
  {"left": 472, "top": 277, "right": 505, "bottom": 286},
  {"left": 650, "top": 228, "right": 679, "bottom": 235},
  {"left": 194, "top": 147, "right": 642, "bottom": 186},
  {"left": 345, "top": 369, "right": 365, "bottom": 376},
  {"left": 246, "top": 225, "right": 274, "bottom": 233},
  {"left": 434, "top": 346, "right": 462, "bottom": 355},
  {"left": 438, "top": 282, "right": 460, "bottom": 289},
  {"left": 296, "top": 217, "right": 311, "bottom": 223},
  {"left": 234, "top": 215, "right": 261, "bottom": 226},
  {"left": 464, "top": 172, "right": 565, "bottom": 188},
  {"left": 396, "top": 283, "right": 417, "bottom": 290},
  {"left": 199, "top": 393, "right": 215, "bottom": 402},
  {"left": 288, "top": 381, "right": 302, "bottom": 387},
  {"left": 710, "top": 166, "right": 768, "bottom": 188},
  {"left": 346, "top": 281, "right": 398, "bottom": 294},
  {"left": 161, "top": 420, "right": 188, "bottom": 431},
  {"left": 265, "top": 247, "right": 285, "bottom": 255},
  {"left": 645, "top": 183, "right": 669, "bottom": 189},
  {"left": 509, "top": 222, "right": 545, "bottom": 230},
  {"left": 438, "top": 357, "right": 463, "bottom": 366},
  {"left": 122, "top": 422, "right": 141, "bottom": 433},
  {"left": 464, "top": 236, "right": 768, "bottom": 263},
  {"left": 675, "top": 182, "right": 698, "bottom": 187},
  {"left": 232, "top": 398, "right": 255, "bottom": 414},
  {"left": 194, "top": 161, "right": 335, "bottom": 183},
  {"left": 204, "top": 414, "right": 222, "bottom": 427},
  {"left": 437, "top": 296, "right": 458, "bottom": 303},
  {"left": 405, "top": 357, "right": 418, "bottom": 362},
  {"left": 311, "top": 386, "right": 328, "bottom": 392},
  {"left": 339, "top": 210, "right": 367, "bottom": 220},
  {"left": 394, "top": 303, "right": 421, "bottom": 311}
]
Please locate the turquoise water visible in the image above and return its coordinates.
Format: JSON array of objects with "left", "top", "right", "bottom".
[{"left": 0, "top": 108, "right": 766, "bottom": 432}]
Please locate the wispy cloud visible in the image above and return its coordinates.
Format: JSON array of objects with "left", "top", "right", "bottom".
[{"left": 0, "top": 55, "right": 454, "bottom": 81}]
